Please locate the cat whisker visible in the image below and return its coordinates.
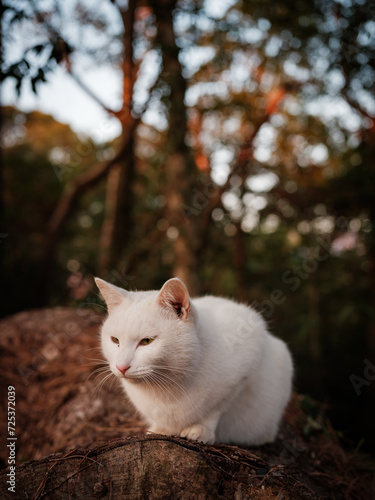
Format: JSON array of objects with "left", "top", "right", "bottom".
[
  {"left": 146, "top": 373, "right": 193, "bottom": 422},
  {"left": 147, "top": 374, "right": 171, "bottom": 403},
  {"left": 83, "top": 360, "right": 108, "bottom": 367},
  {"left": 149, "top": 370, "right": 203, "bottom": 421},
  {"left": 92, "top": 371, "right": 115, "bottom": 395},
  {"left": 109, "top": 372, "right": 119, "bottom": 392},
  {"left": 81, "top": 348, "right": 107, "bottom": 365},
  {"left": 88, "top": 372, "right": 112, "bottom": 389},
  {"left": 84, "top": 346, "right": 103, "bottom": 353},
  {"left": 96, "top": 374, "right": 113, "bottom": 393},
  {"left": 88, "top": 366, "right": 112, "bottom": 379},
  {"left": 82, "top": 350, "right": 106, "bottom": 358},
  {"left": 147, "top": 364, "right": 207, "bottom": 377}
]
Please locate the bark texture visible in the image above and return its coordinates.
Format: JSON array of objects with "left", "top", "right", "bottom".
[{"left": 0, "top": 434, "right": 328, "bottom": 500}]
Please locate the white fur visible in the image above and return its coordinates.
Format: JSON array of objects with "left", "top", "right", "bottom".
[{"left": 96, "top": 277, "right": 293, "bottom": 445}]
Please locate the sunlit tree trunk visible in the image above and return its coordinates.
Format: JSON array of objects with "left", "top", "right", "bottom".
[
  {"left": 97, "top": 1, "right": 137, "bottom": 277},
  {"left": 113, "top": 137, "right": 136, "bottom": 267},
  {"left": 97, "top": 137, "right": 135, "bottom": 277},
  {"left": 152, "top": 0, "right": 199, "bottom": 295},
  {"left": 98, "top": 164, "right": 122, "bottom": 276}
]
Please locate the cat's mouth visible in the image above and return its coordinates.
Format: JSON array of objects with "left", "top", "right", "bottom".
[
  {"left": 124, "top": 373, "right": 144, "bottom": 383},
  {"left": 115, "top": 369, "right": 149, "bottom": 384}
]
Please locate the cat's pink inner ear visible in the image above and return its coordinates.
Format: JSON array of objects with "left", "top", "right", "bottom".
[
  {"left": 158, "top": 278, "right": 190, "bottom": 320},
  {"left": 94, "top": 277, "right": 125, "bottom": 314}
]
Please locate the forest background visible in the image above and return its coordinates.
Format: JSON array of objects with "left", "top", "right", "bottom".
[{"left": 1, "top": 0, "right": 375, "bottom": 455}]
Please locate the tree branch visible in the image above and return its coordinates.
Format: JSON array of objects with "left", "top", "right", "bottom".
[
  {"left": 29, "top": 0, "right": 119, "bottom": 118},
  {"left": 48, "top": 117, "right": 138, "bottom": 238},
  {"left": 196, "top": 111, "right": 271, "bottom": 250},
  {"left": 195, "top": 86, "right": 292, "bottom": 252},
  {"left": 65, "top": 67, "right": 119, "bottom": 118},
  {"left": 341, "top": 88, "right": 374, "bottom": 122},
  {"left": 117, "top": 0, "right": 137, "bottom": 122}
]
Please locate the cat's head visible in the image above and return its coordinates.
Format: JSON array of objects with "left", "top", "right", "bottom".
[{"left": 95, "top": 277, "right": 199, "bottom": 385}]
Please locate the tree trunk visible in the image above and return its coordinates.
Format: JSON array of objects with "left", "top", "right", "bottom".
[
  {"left": 2, "top": 432, "right": 374, "bottom": 500},
  {"left": 0, "top": 436, "right": 273, "bottom": 500},
  {"left": 40, "top": 0, "right": 139, "bottom": 295},
  {"left": 0, "top": 308, "right": 373, "bottom": 499},
  {"left": 98, "top": 164, "right": 122, "bottom": 276},
  {"left": 152, "top": 0, "right": 199, "bottom": 295},
  {"left": 97, "top": 136, "right": 136, "bottom": 276},
  {"left": 113, "top": 136, "right": 136, "bottom": 268},
  {"left": 41, "top": 124, "right": 136, "bottom": 302},
  {"left": 96, "top": 0, "right": 138, "bottom": 276}
]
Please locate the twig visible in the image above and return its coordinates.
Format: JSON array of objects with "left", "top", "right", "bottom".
[{"left": 34, "top": 450, "right": 76, "bottom": 500}]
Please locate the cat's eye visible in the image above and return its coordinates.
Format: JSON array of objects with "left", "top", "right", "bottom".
[
  {"left": 139, "top": 338, "right": 154, "bottom": 346},
  {"left": 111, "top": 336, "right": 119, "bottom": 345}
]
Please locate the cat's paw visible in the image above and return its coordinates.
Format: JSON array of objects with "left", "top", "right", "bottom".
[
  {"left": 180, "top": 424, "right": 215, "bottom": 444},
  {"left": 147, "top": 425, "right": 166, "bottom": 435}
]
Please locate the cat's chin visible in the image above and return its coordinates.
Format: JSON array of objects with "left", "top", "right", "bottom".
[
  {"left": 124, "top": 376, "right": 144, "bottom": 384},
  {"left": 115, "top": 372, "right": 147, "bottom": 385}
]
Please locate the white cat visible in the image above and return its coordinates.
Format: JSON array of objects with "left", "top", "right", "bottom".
[{"left": 95, "top": 277, "right": 293, "bottom": 445}]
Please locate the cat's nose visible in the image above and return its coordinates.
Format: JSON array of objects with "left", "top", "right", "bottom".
[{"left": 116, "top": 364, "right": 130, "bottom": 375}]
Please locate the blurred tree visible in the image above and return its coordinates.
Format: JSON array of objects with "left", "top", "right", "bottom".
[
  {"left": 1, "top": 106, "right": 109, "bottom": 313},
  {"left": 2, "top": 0, "right": 374, "bottom": 288}
]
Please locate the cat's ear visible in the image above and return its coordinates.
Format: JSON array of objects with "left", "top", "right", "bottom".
[
  {"left": 94, "top": 277, "right": 126, "bottom": 314},
  {"left": 158, "top": 278, "right": 190, "bottom": 320}
]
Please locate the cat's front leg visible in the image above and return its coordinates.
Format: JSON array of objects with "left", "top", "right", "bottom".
[
  {"left": 180, "top": 424, "right": 215, "bottom": 444},
  {"left": 147, "top": 424, "right": 167, "bottom": 435},
  {"left": 180, "top": 412, "right": 221, "bottom": 444}
]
